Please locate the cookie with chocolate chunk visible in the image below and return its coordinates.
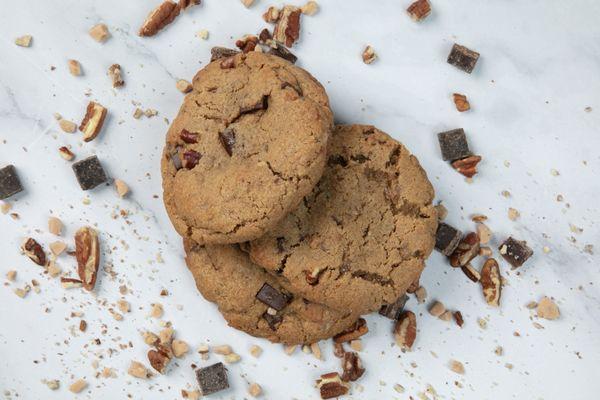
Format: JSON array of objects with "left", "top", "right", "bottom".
[
  {"left": 183, "top": 239, "right": 358, "bottom": 345},
  {"left": 247, "top": 125, "right": 438, "bottom": 314},
  {"left": 162, "top": 52, "right": 333, "bottom": 245}
]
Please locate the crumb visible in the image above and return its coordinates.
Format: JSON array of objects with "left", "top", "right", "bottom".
[
  {"left": 248, "top": 382, "right": 262, "bottom": 397},
  {"left": 393, "top": 383, "right": 405, "bottom": 393},
  {"left": 449, "top": 360, "right": 465, "bottom": 374},
  {"left": 48, "top": 217, "right": 63, "bottom": 236},
  {"left": 428, "top": 301, "right": 446, "bottom": 317},
  {"left": 240, "top": 0, "right": 255, "bottom": 7},
  {"left": 6, "top": 270, "right": 17, "bottom": 281},
  {"left": 114, "top": 179, "right": 129, "bottom": 198},
  {"left": 250, "top": 344, "right": 262, "bottom": 358},
  {"left": 59, "top": 119, "right": 78, "bottom": 133},
  {"left": 362, "top": 45, "right": 377, "bottom": 64},
  {"left": 197, "top": 29, "right": 209, "bottom": 39},
  {"left": 283, "top": 344, "right": 297, "bottom": 355},
  {"left": 415, "top": 286, "right": 427, "bottom": 303},
  {"left": 15, "top": 35, "right": 33, "bottom": 47},
  {"left": 133, "top": 108, "right": 144, "bottom": 119},
  {"left": 68, "top": 60, "right": 82, "bottom": 76},
  {"left": 128, "top": 361, "right": 150, "bottom": 379},
  {"left": 42, "top": 379, "right": 60, "bottom": 390},
  {"left": 68, "top": 379, "right": 88, "bottom": 393},
  {"left": 508, "top": 208, "right": 520, "bottom": 221},
  {"left": 494, "top": 346, "right": 503, "bottom": 356},
  {"left": 172, "top": 340, "right": 190, "bottom": 358},
  {"left": 89, "top": 24, "right": 110, "bottom": 42},
  {"left": 301, "top": 1, "right": 319, "bottom": 15},
  {"left": 223, "top": 353, "right": 241, "bottom": 364},
  {"left": 477, "top": 318, "right": 487, "bottom": 329},
  {"left": 537, "top": 297, "right": 560, "bottom": 320},
  {"left": 213, "top": 345, "right": 232, "bottom": 355},
  {"left": 176, "top": 79, "right": 193, "bottom": 93},
  {"left": 349, "top": 339, "right": 362, "bottom": 352},
  {"left": 150, "top": 303, "right": 163, "bottom": 318}
]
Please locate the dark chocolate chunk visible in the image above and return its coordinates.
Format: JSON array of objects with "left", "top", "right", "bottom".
[
  {"left": 182, "top": 149, "right": 202, "bottom": 169},
  {"left": 276, "top": 237, "right": 286, "bottom": 253},
  {"left": 218, "top": 128, "right": 236, "bottom": 157},
  {"left": 447, "top": 43, "right": 480, "bottom": 74},
  {"left": 255, "top": 283, "right": 291, "bottom": 311},
  {"left": 240, "top": 95, "right": 269, "bottom": 114},
  {"left": 180, "top": 129, "right": 198, "bottom": 144},
  {"left": 0, "top": 165, "right": 23, "bottom": 200},
  {"left": 268, "top": 44, "right": 297, "bottom": 64},
  {"left": 328, "top": 154, "right": 348, "bottom": 167},
  {"left": 262, "top": 311, "right": 283, "bottom": 330},
  {"left": 435, "top": 223, "right": 462, "bottom": 256},
  {"left": 437, "top": 128, "right": 472, "bottom": 161},
  {"left": 210, "top": 47, "right": 239, "bottom": 62},
  {"left": 195, "top": 362, "right": 229, "bottom": 396},
  {"left": 71, "top": 156, "right": 107, "bottom": 190},
  {"left": 379, "top": 294, "right": 409, "bottom": 320},
  {"left": 499, "top": 237, "right": 533, "bottom": 268}
]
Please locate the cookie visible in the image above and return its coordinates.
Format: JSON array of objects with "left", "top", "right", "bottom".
[
  {"left": 183, "top": 239, "right": 358, "bottom": 345},
  {"left": 162, "top": 52, "right": 333, "bottom": 245},
  {"left": 248, "top": 125, "right": 438, "bottom": 314}
]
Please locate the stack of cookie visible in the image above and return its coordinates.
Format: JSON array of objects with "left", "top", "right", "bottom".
[{"left": 161, "top": 51, "right": 437, "bottom": 345}]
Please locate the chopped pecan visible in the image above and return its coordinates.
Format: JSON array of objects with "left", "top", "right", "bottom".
[
  {"left": 21, "top": 238, "right": 46, "bottom": 266},
  {"left": 453, "top": 93, "right": 470, "bottom": 112},
  {"left": 362, "top": 45, "right": 377, "bottom": 64},
  {"left": 60, "top": 277, "right": 83, "bottom": 289},
  {"left": 394, "top": 311, "right": 417, "bottom": 351},
  {"left": 407, "top": 0, "right": 431, "bottom": 21},
  {"left": 58, "top": 146, "right": 75, "bottom": 161},
  {"left": 449, "top": 232, "right": 480, "bottom": 267},
  {"left": 79, "top": 101, "right": 107, "bottom": 142},
  {"left": 263, "top": 6, "right": 280, "bottom": 23},
  {"left": 480, "top": 258, "right": 501, "bottom": 307},
  {"left": 333, "top": 318, "right": 368, "bottom": 343},
  {"left": 273, "top": 5, "right": 301, "bottom": 47},
  {"left": 179, "top": 0, "right": 200, "bottom": 10},
  {"left": 460, "top": 263, "right": 480, "bottom": 282},
  {"left": 316, "top": 372, "right": 349, "bottom": 399},
  {"left": 108, "top": 64, "right": 124, "bottom": 87},
  {"left": 341, "top": 352, "right": 365, "bottom": 382},
  {"left": 453, "top": 311, "right": 464, "bottom": 327},
  {"left": 451, "top": 155, "right": 482, "bottom": 178},
  {"left": 148, "top": 345, "right": 171, "bottom": 374},
  {"left": 75, "top": 227, "right": 100, "bottom": 291},
  {"left": 258, "top": 28, "right": 272, "bottom": 43},
  {"left": 235, "top": 34, "right": 259, "bottom": 53},
  {"left": 333, "top": 342, "right": 346, "bottom": 358},
  {"left": 139, "top": 1, "right": 181, "bottom": 37}
]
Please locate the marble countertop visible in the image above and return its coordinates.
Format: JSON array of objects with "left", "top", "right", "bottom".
[{"left": 1, "top": 1, "right": 599, "bottom": 399}]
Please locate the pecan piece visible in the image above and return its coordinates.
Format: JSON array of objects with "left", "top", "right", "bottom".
[
  {"left": 407, "top": 0, "right": 431, "bottom": 21},
  {"left": 148, "top": 345, "right": 171, "bottom": 374},
  {"left": 340, "top": 352, "right": 365, "bottom": 382},
  {"left": 449, "top": 232, "right": 480, "bottom": 267},
  {"left": 79, "top": 101, "right": 107, "bottom": 142},
  {"left": 362, "top": 45, "right": 377, "bottom": 64},
  {"left": 480, "top": 258, "right": 502, "bottom": 307},
  {"left": 263, "top": 6, "right": 280, "bottom": 23},
  {"left": 58, "top": 146, "right": 75, "bottom": 161},
  {"left": 453, "top": 310, "right": 464, "bottom": 327},
  {"left": 235, "top": 34, "right": 259, "bottom": 53},
  {"left": 452, "top": 155, "right": 482, "bottom": 178},
  {"left": 179, "top": 0, "right": 200, "bottom": 10},
  {"left": 139, "top": 1, "right": 181, "bottom": 37},
  {"left": 333, "top": 318, "right": 368, "bottom": 343},
  {"left": 316, "top": 372, "right": 349, "bottom": 399},
  {"left": 108, "top": 64, "right": 124, "bottom": 88},
  {"left": 461, "top": 263, "right": 480, "bottom": 282},
  {"left": 75, "top": 227, "right": 100, "bottom": 291},
  {"left": 453, "top": 93, "right": 470, "bottom": 112},
  {"left": 394, "top": 311, "right": 417, "bottom": 351},
  {"left": 273, "top": 5, "right": 301, "bottom": 47},
  {"left": 21, "top": 238, "right": 46, "bottom": 266}
]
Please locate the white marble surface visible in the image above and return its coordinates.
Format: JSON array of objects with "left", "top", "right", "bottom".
[{"left": 1, "top": 1, "right": 599, "bottom": 399}]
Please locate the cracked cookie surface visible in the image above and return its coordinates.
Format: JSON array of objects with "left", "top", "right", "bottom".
[
  {"left": 247, "top": 125, "right": 438, "bottom": 314},
  {"left": 183, "top": 239, "right": 358, "bottom": 345},
  {"left": 162, "top": 52, "right": 333, "bottom": 244}
]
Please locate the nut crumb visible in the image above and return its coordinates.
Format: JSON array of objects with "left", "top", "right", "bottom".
[
  {"left": 362, "top": 45, "right": 377, "bottom": 64},
  {"left": 283, "top": 344, "right": 297, "bottom": 355},
  {"left": 508, "top": 207, "right": 520, "bottom": 221},
  {"left": 223, "top": 353, "right": 241, "bottom": 364},
  {"left": 349, "top": 339, "right": 362, "bottom": 352},
  {"left": 415, "top": 286, "right": 427, "bottom": 303},
  {"left": 150, "top": 303, "right": 164, "bottom": 318},
  {"left": 453, "top": 93, "right": 470, "bottom": 112},
  {"left": 68, "top": 60, "right": 82, "bottom": 76},
  {"left": 69, "top": 379, "right": 88, "bottom": 393},
  {"left": 6, "top": 270, "right": 17, "bottom": 281},
  {"left": 43, "top": 379, "right": 60, "bottom": 390},
  {"left": 108, "top": 64, "right": 125, "bottom": 88},
  {"left": 428, "top": 301, "right": 446, "bottom": 317},
  {"left": 15, "top": 35, "right": 33, "bottom": 47},
  {"left": 393, "top": 383, "right": 405, "bottom": 393},
  {"left": 248, "top": 382, "right": 262, "bottom": 397},
  {"left": 128, "top": 361, "right": 150, "bottom": 379},
  {"left": 176, "top": 79, "right": 193, "bottom": 93},
  {"left": 449, "top": 360, "right": 465, "bottom": 374},
  {"left": 407, "top": 0, "right": 431, "bottom": 21},
  {"left": 494, "top": 346, "right": 503, "bottom": 356},
  {"left": 48, "top": 217, "right": 63, "bottom": 236},
  {"left": 301, "top": 1, "right": 319, "bottom": 15},
  {"left": 213, "top": 345, "right": 232, "bottom": 355},
  {"left": 240, "top": 0, "right": 255, "bottom": 7},
  {"left": 114, "top": 179, "right": 129, "bottom": 198},
  {"left": 172, "top": 339, "right": 189, "bottom": 358},
  {"left": 250, "top": 344, "right": 262, "bottom": 358},
  {"left": 59, "top": 119, "right": 78, "bottom": 133},
  {"left": 537, "top": 297, "right": 560, "bottom": 320},
  {"left": 311, "top": 342, "right": 322, "bottom": 359},
  {"left": 197, "top": 29, "right": 209, "bottom": 39},
  {"left": 58, "top": 146, "right": 75, "bottom": 161},
  {"left": 89, "top": 24, "right": 110, "bottom": 42}
]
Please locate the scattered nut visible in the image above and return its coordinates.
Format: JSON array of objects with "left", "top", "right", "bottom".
[
  {"left": 341, "top": 352, "right": 365, "bottom": 382},
  {"left": 48, "top": 217, "right": 63, "bottom": 236},
  {"left": 394, "top": 311, "right": 417, "bottom": 351},
  {"left": 453, "top": 311, "right": 464, "bottom": 327},
  {"left": 150, "top": 303, "right": 164, "bottom": 318},
  {"left": 49, "top": 241, "right": 67, "bottom": 256},
  {"left": 451, "top": 155, "right": 482, "bottom": 178},
  {"left": 68, "top": 379, "right": 88, "bottom": 393},
  {"left": 21, "top": 238, "right": 46, "bottom": 266},
  {"left": 108, "top": 64, "right": 124, "bottom": 88},
  {"left": 89, "top": 24, "right": 110, "bottom": 42},
  {"left": 508, "top": 207, "right": 520, "bottom": 221},
  {"left": 537, "top": 297, "right": 560, "bottom": 320},
  {"left": 148, "top": 346, "right": 171, "bottom": 374},
  {"left": 453, "top": 93, "right": 470, "bottom": 112},
  {"left": 223, "top": 353, "right": 241, "bottom": 364},
  {"left": 58, "top": 146, "right": 75, "bottom": 161},
  {"left": 6, "top": 270, "right": 17, "bottom": 281},
  {"left": 449, "top": 232, "right": 480, "bottom": 267},
  {"left": 428, "top": 301, "right": 446, "bottom": 317},
  {"left": 301, "top": 1, "right": 319, "bottom": 15},
  {"left": 75, "top": 226, "right": 100, "bottom": 291},
  {"left": 316, "top": 372, "right": 349, "bottom": 399},
  {"left": 415, "top": 286, "right": 428, "bottom": 303},
  {"left": 176, "top": 79, "right": 193, "bottom": 93},
  {"left": 172, "top": 339, "right": 189, "bottom": 358},
  {"left": 114, "top": 179, "right": 129, "bottom": 198},
  {"left": 43, "top": 379, "right": 60, "bottom": 390},
  {"left": 263, "top": 6, "right": 280, "bottom": 23},
  {"left": 15, "top": 35, "right": 33, "bottom": 47},
  {"left": 248, "top": 382, "right": 262, "bottom": 397},
  {"left": 273, "top": 5, "right": 301, "bottom": 47},
  {"left": 128, "top": 361, "right": 150, "bottom": 379},
  {"left": 79, "top": 101, "right": 107, "bottom": 142},
  {"left": 68, "top": 60, "right": 82, "bottom": 76},
  {"left": 476, "top": 223, "right": 492, "bottom": 244},
  {"left": 213, "top": 345, "right": 232, "bottom": 355},
  {"left": 250, "top": 345, "right": 262, "bottom": 358},
  {"left": 59, "top": 119, "right": 78, "bottom": 133},
  {"left": 362, "top": 45, "right": 377, "bottom": 64},
  {"left": 449, "top": 359, "right": 465, "bottom": 374},
  {"left": 139, "top": 1, "right": 181, "bottom": 37},
  {"left": 240, "top": 0, "right": 254, "bottom": 7},
  {"left": 480, "top": 258, "right": 502, "bottom": 307}
]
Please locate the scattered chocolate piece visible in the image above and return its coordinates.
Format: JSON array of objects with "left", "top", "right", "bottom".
[
  {"left": 262, "top": 311, "right": 283, "bottom": 330},
  {"left": 407, "top": 0, "right": 431, "bottom": 21},
  {"left": 453, "top": 93, "right": 470, "bottom": 112},
  {"left": 255, "top": 283, "right": 291, "bottom": 311},
  {"left": 21, "top": 238, "right": 46, "bottom": 266},
  {"left": 170, "top": 147, "right": 183, "bottom": 170},
  {"left": 453, "top": 311, "right": 464, "bottom": 327},
  {"left": 341, "top": 352, "right": 365, "bottom": 382},
  {"left": 499, "top": 237, "right": 533, "bottom": 268},
  {"left": 394, "top": 311, "right": 417, "bottom": 351},
  {"left": 196, "top": 363, "right": 229, "bottom": 396},
  {"left": 240, "top": 95, "right": 269, "bottom": 114},
  {"left": 182, "top": 150, "right": 202, "bottom": 169},
  {"left": 108, "top": 64, "right": 124, "bottom": 87},
  {"left": 379, "top": 294, "right": 409, "bottom": 320},
  {"left": 437, "top": 128, "right": 472, "bottom": 161},
  {"left": 447, "top": 43, "right": 480, "bottom": 73},
  {"left": 452, "top": 155, "right": 482, "bottom": 178},
  {"left": 435, "top": 223, "right": 462, "bottom": 256},
  {"left": 0, "top": 165, "right": 23, "bottom": 200},
  {"left": 268, "top": 43, "right": 298, "bottom": 64},
  {"left": 180, "top": 129, "right": 199, "bottom": 144},
  {"left": 333, "top": 318, "right": 368, "bottom": 343},
  {"left": 316, "top": 372, "right": 349, "bottom": 399},
  {"left": 273, "top": 5, "right": 301, "bottom": 47},
  {"left": 449, "top": 232, "right": 480, "bottom": 267},
  {"left": 139, "top": 1, "right": 181, "bottom": 37},
  {"left": 480, "top": 258, "right": 501, "bottom": 307},
  {"left": 210, "top": 47, "right": 239, "bottom": 61},
  {"left": 79, "top": 101, "right": 107, "bottom": 142},
  {"left": 72, "top": 156, "right": 107, "bottom": 190},
  {"left": 218, "top": 128, "right": 236, "bottom": 157}
]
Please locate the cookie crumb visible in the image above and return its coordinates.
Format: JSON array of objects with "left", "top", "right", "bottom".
[
  {"left": 415, "top": 286, "right": 428, "bottom": 303},
  {"left": 449, "top": 360, "right": 465, "bottom": 374},
  {"left": 248, "top": 382, "right": 262, "bottom": 397},
  {"left": 6, "top": 270, "right": 17, "bottom": 281},
  {"left": 240, "top": 0, "right": 255, "bottom": 7},
  {"left": 537, "top": 297, "right": 560, "bottom": 320},
  {"left": 508, "top": 207, "right": 520, "bottom": 221},
  {"left": 172, "top": 339, "right": 190, "bottom": 358},
  {"left": 301, "top": 1, "right": 319, "bottom": 15},
  {"left": 150, "top": 303, "right": 164, "bottom": 318},
  {"left": 250, "top": 344, "right": 262, "bottom": 358},
  {"left": 89, "top": 24, "right": 110, "bottom": 42},
  {"left": 362, "top": 45, "right": 377, "bottom": 64},
  {"left": 68, "top": 379, "right": 88, "bottom": 393}
]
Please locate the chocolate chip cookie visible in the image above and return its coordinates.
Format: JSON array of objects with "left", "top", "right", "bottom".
[
  {"left": 183, "top": 239, "right": 358, "bottom": 345},
  {"left": 162, "top": 52, "right": 333, "bottom": 245},
  {"left": 247, "top": 125, "right": 438, "bottom": 314}
]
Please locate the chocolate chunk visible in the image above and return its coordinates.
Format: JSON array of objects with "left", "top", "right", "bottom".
[
  {"left": 240, "top": 95, "right": 269, "bottom": 114},
  {"left": 327, "top": 154, "right": 348, "bottom": 167},
  {"left": 195, "top": 362, "right": 229, "bottom": 396},
  {"left": 499, "top": 237, "right": 533, "bottom": 268},
  {"left": 379, "top": 294, "right": 409, "bottom": 320},
  {"left": 0, "top": 165, "right": 23, "bottom": 200},
  {"left": 435, "top": 223, "right": 462, "bottom": 256},
  {"left": 180, "top": 129, "right": 198, "bottom": 144},
  {"left": 72, "top": 156, "right": 107, "bottom": 190},
  {"left": 170, "top": 147, "right": 182, "bottom": 170},
  {"left": 210, "top": 47, "right": 239, "bottom": 62},
  {"left": 437, "top": 128, "right": 472, "bottom": 161},
  {"left": 341, "top": 352, "right": 365, "bottom": 382},
  {"left": 268, "top": 44, "right": 297, "bottom": 64},
  {"left": 218, "top": 128, "right": 236, "bottom": 157},
  {"left": 255, "top": 283, "right": 291, "bottom": 311},
  {"left": 447, "top": 43, "right": 480, "bottom": 74},
  {"left": 182, "top": 149, "right": 202, "bottom": 169},
  {"left": 262, "top": 311, "right": 283, "bottom": 330}
]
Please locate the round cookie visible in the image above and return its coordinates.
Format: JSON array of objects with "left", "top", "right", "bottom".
[
  {"left": 162, "top": 52, "right": 333, "bottom": 245},
  {"left": 248, "top": 125, "right": 438, "bottom": 314},
  {"left": 183, "top": 239, "right": 359, "bottom": 345}
]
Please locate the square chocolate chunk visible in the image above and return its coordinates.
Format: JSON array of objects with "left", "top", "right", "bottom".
[
  {"left": 196, "top": 362, "right": 229, "bottom": 396},
  {"left": 255, "top": 283, "right": 291, "bottom": 311},
  {"left": 437, "top": 129, "right": 472, "bottom": 161},
  {"left": 499, "top": 237, "right": 533, "bottom": 268},
  {"left": 72, "top": 155, "right": 107, "bottom": 190},
  {"left": 435, "top": 222, "right": 462, "bottom": 256},
  {"left": 379, "top": 294, "right": 409, "bottom": 320},
  {"left": 268, "top": 44, "right": 297, "bottom": 64},
  {"left": 0, "top": 165, "right": 23, "bottom": 200},
  {"left": 447, "top": 43, "right": 480, "bottom": 74}
]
